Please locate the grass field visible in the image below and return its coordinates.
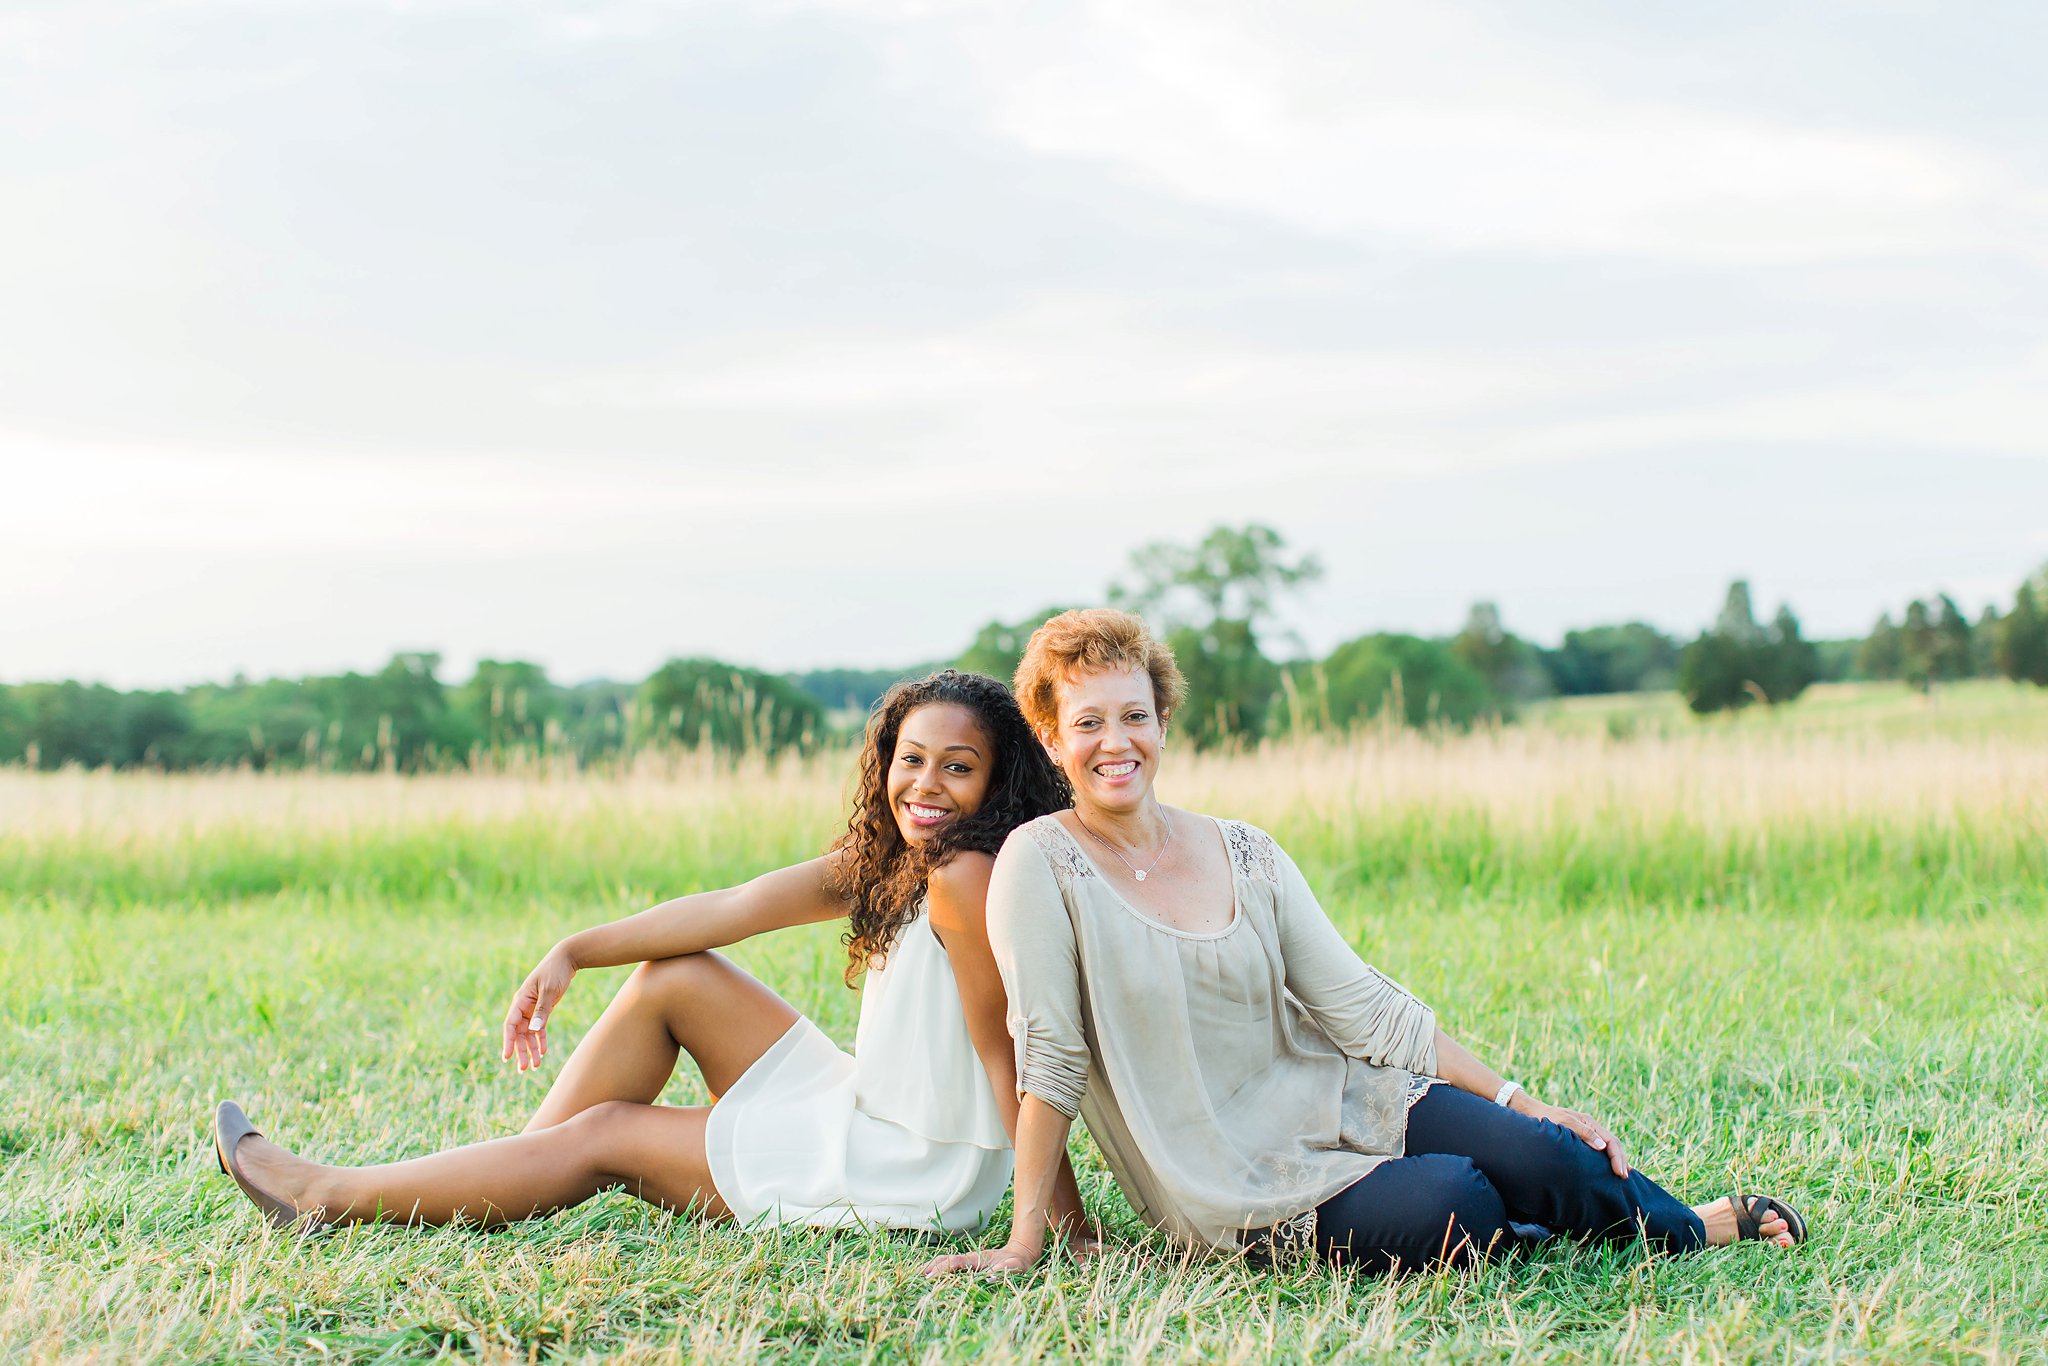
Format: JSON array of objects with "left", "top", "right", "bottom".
[
  {"left": 4, "top": 683, "right": 2047, "bottom": 1363},
  {"left": 1527, "top": 678, "right": 2048, "bottom": 744}
]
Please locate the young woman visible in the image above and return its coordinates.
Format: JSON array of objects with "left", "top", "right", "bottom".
[
  {"left": 214, "top": 669, "right": 1091, "bottom": 1241},
  {"left": 927, "top": 610, "right": 1807, "bottom": 1277}
]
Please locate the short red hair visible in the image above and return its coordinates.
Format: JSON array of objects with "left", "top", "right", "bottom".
[{"left": 1012, "top": 608, "right": 1189, "bottom": 734}]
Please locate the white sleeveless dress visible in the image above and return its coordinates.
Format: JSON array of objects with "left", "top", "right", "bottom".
[{"left": 704, "top": 903, "right": 1014, "bottom": 1232}]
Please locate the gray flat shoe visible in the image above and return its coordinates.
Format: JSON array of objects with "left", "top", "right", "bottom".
[{"left": 214, "top": 1101, "right": 327, "bottom": 1234}]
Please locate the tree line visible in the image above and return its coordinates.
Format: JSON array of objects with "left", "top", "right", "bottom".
[{"left": 4, "top": 531, "right": 2044, "bottom": 769}]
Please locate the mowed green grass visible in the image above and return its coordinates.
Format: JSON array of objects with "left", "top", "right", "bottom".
[
  {"left": 1528, "top": 678, "right": 2048, "bottom": 743},
  {"left": 3, "top": 729, "right": 2046, "bottom": 1363}
]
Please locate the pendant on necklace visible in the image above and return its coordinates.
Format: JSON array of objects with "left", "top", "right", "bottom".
[{"left": 1135, "top": 870, "right": 1147, "bottom": 881}]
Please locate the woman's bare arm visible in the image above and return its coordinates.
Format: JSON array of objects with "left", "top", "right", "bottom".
[
  {"left": 923, "top": 1095, "right": 1074, "bottom": 1275},
  {"left": 502, "top": 853, "right": 847, "bottom": 1070},
  {"left": 562, "top": 854, "right": 848, "bottom": 969},
  {"left": 1430, "top": 1027, "right": 1632, "bottom": 1177},
  {"left": 927, "top": 853, "right": 1092, "bottom": 1243}
]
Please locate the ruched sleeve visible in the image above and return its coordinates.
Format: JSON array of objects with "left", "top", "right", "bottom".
[
  {"left": 1270, "top": 838, "right": 1438, "bottom": 1078},
  {"left": 986, "top": 828, "right": 1090, "bottom": 1119}
]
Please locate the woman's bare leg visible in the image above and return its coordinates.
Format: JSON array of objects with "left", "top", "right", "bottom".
[
  {"left": 233, "top": 1101, "right": 728, "bottom": 1226},
  {"left": 524, "top": 951, "right": 801, "bottom": 1132}
]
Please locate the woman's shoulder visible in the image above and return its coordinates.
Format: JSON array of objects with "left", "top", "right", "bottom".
[
  {"left": 996, "top": 812, "right": 1070, "bottom": 857},
  {"left": 928, "top": 847, "right": 996, "bottom": 896},
  {"left": 926, "top": 849, "right": 996, "bottom": 933},
  {"left": 994, "top": 813, "right": 1097, "bottom": 887},
  {"left": 1199, "top": 813, "right": 1283, "bottom": 885}
]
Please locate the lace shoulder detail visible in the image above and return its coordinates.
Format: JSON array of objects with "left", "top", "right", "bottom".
[
  {"left": 1221, "top": 820, "right": 1280, "bottom": 884},
  {"left": 1027, "top": 819, "right": 1096, "bottom": 889}
]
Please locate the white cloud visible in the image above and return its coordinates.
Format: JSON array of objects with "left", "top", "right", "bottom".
[
  {"left": 0, "top": 433, "right": 938, "bottom": 558},
  {"left": 541, "top": 297, "right": 1622, "bottom": 417},
  {"left": 910, "top": 0, "right": 2043, "bottom": 264},
  {"left": 1493, "top": 348, "right": 2048, "bottom": 461},
  {"left": 537, "top": 296, "right": 1755, "bottom": 491},
  {"left": 540, "top": 300, "right": 2048, "bottom": 480}
]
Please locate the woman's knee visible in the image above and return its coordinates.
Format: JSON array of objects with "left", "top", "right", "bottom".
[
  {"left": 1421, "top": 1157, "right": 1513, "bottom": 1267},
  {"left": 557, "top": 1099, "right": 646, "bottom": 1176},
  {"left": 623, "top": 952, "right": 721, "bottom": 1005},
  {"left": 1322, "top": 1155, "right": 1511, "bottom": 1272}
]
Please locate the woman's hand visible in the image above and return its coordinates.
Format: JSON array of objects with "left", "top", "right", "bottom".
[
  {"left": 919, "top": 1240, "right": 1043, "bottom": 1278},
  {"left": 1512, "top": 1093, "right": 1631, "bottom": 1177},
  {"left": 502, "top": 941, "right": 578, "bottom": 1072}
]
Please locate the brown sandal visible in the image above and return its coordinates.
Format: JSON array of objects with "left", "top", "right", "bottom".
[{"left": 1725, "top": 1192, "right": 1806, "bottom": 1246}]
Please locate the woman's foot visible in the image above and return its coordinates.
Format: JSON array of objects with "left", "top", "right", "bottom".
[
  {"left": 233, "top": 1132, "right": 330, "bottom": 1215},
  {"left": 1692, "top": 1195, "right": 1797, "bottom": 1248},
  {"left": 215, "top": 1102, "right": 336, "bottom": 1226}
]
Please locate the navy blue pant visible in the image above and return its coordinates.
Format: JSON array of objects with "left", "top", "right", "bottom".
[{"left": 1312, "top": 1086, "right": 1706, "bottom": 1273}]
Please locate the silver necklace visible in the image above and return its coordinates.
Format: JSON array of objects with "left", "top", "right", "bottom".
[{"left": 1075, "top": 810, "right": 1174, "bottom": 882}]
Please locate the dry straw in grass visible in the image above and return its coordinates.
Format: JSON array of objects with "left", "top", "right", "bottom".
[{"left": 5, "top": 728, "right": 2041, "bottom": 843}]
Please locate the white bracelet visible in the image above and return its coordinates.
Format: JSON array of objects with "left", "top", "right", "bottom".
[{"left": 1492, "top": 1080, "right": 1522, "bottom": 1108}]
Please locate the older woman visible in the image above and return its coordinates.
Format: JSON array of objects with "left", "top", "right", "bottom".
[{"left": 927, "top": 609, "right": 1805, "bottom": 1276}]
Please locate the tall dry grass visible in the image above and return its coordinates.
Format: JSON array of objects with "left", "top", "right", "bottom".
[{"left": 8, "top": 726, "right": 2043, "bottom": 839}]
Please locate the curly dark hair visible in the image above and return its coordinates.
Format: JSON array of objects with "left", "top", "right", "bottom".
[{"left": 827, "top": 668, "right": 1070, "bottom": 984}]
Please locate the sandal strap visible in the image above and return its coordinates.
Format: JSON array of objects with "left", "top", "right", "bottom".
[
  {"left": 1727, "top": 1193, "right": 1761, "bottom": 1241},
  {"left": 1750, "top": 1194, "right": 1807, "bottom": 1244}
]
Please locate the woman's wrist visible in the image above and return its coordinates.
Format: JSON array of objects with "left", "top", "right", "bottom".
[
  {"left": 1006, "top": 1221, "right": 1050, "bottom": 1259},
  {"left": 555, "top": 933, "right": 590, "bottom": 970}
]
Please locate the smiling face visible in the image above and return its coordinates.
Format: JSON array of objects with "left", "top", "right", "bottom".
[
  {"left": 884, "top": 702, "right": 994, "bottom": 845},
  {"left": 1047, "top": 666, "right": 1165, "bottom": 815}
]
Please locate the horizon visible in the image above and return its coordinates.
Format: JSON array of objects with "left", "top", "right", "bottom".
[{"left": 5, "top": 567, "right": 2030, "bottom": 695}]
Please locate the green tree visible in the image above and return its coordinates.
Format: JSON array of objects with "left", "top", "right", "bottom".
[
  {"left": 1450, "top": 602, "right": 1549, "bottom": 711},
  {"left": 304, "top": 652, "right": 466, "bottom": 769},
  {"left": 456, "top": 660, "right": 561, "bottom": 755},
  {"left": 204, "top": 652, "right": 468, "bottom": 771},
  {"left": 0, "top": 683, "right": 192, "bottom": 769},
  {"left": 1858, "top": 613, "right": 1903, "bottom": 681},
  {"left": 1678, "top": 580, "right": 1813, "bottom": 714},
  {"left": 1113, "top": 524, "right": 1322, "bottom": 629},
  {"left": 954, "top": 607, "right": 1077, "bottom": 688},
  {"left": 1715, "top": 580, "right": 1766, "bottom": 647},
  {"left": 1677, "top": 631, "right": 1752, "bottom": 714},
  {"left": 179, "top": 676, "right": 325, "bottom": 769},
  {"left": 557, "top": 679, "right": 637, "bottom": 764},
  {"left": 1111, "top": 525, "right": 1322, "bottom": 747},
  {"left": 1899, "top": 600, "right": 1938, "bottom": 694},
  {"left": 1972, "top": 605, "right": 2003, "bottom": 677},
  {"left": 1997, "top": 581, "right": 2048, "bottom": 686},
  {"left": 0, "top": 685, "right": 18, "bottom": 763},
  {"left": 1166, "top": 620, "right": 1281, "bottom": 741},
  {"left": 117, "top": 690, "right": 193, "bottom": 767},
  {"left": 1544, "top": 622, "right": 1679, "bottom": 696},
  {"left": 1812, "top": 638, "right": 1860, "bottom": 682},
  {"left": 786, "top": 666, "right": 938, "bottom": 717},
  {"left": 636, "top": 658, "right": 822, "bottom": 758},
  {"left": 1931, "top": 595, "right": 1973, "bottom": 684},
  {"left": 1761, "top": 605, "right": 1819, "bottom": 704},
  {"left": 1296, "top": 633, "right": 1495, "bottom": 730}
]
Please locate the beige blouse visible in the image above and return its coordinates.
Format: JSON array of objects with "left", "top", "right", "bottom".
[{"left": 987, "top": 814, "right": 1440, "bottom": 1249}]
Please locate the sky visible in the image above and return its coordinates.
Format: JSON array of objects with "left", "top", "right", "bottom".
[{"left": 4, "top": 0, "right": 2045, "bottom": 688}]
